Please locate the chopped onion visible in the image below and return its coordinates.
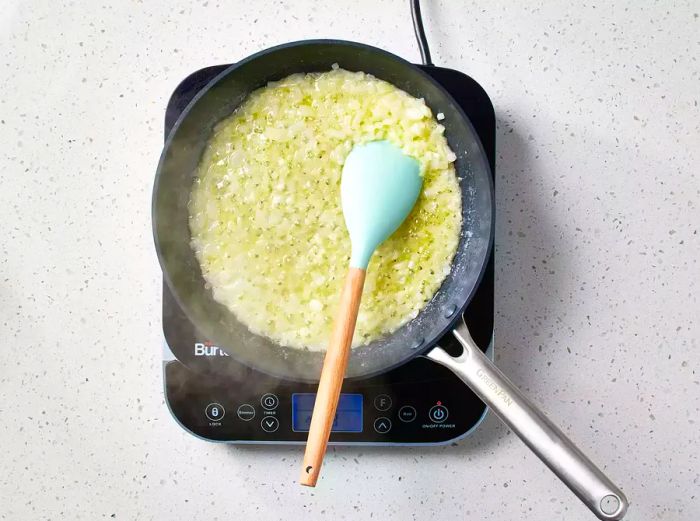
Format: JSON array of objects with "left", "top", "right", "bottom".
[{"left": 189, "top": 68, "right": 461, "bottom": 350}]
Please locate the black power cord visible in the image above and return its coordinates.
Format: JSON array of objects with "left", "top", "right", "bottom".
[{"left": 410, "top": 0, "right": 433, "bottom": 66}]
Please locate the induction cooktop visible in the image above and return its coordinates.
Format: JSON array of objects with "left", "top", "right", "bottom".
[{"left": 161, "top": 62, "right": 495, "bottom": 445}]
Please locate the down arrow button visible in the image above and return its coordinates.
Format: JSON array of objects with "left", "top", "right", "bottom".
[{"left": 261, "top": 416, "right": 279, "bottom": 433}]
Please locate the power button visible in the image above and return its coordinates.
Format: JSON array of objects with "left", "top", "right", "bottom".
[{"left": 428, "top": 404, "right": 449, "bottom": 423}]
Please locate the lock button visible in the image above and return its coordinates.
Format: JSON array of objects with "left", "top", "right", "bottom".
[{"left": 205, "top": 403, "right": 225, "bottom": 421}]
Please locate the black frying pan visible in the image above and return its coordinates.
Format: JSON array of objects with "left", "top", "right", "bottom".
[
  {"left": 153, "top": 40, "right": 493, "bottom": 383},
  {"left": 152, "top": 33, "right": 626, "bottom": 521}
]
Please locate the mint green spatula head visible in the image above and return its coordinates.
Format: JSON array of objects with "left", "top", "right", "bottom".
[{"left": 341, "top": 140, "right": 423, "bottom": 269}]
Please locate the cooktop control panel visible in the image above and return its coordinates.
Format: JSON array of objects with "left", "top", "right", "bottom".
[{"left": 164, "top": 356, "right": 487, "bottom": 444}]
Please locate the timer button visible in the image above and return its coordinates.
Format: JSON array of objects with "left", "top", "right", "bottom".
[
  {"left": 374, "top": 394, "right": 392, "bottom": 411},
  {"left": 261, "top": 393, "right": 279, "bottom": 410},
  {"left": 429, "top": 404, "right": 449, "bottom": 423}
]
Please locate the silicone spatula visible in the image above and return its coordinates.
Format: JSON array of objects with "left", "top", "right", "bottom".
[{"left": 300, "top": 140, "right": 422, "bottom": 486}]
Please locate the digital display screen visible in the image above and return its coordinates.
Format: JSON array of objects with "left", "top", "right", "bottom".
[{"left": 292, "top": 393, "right": 363, "bottom": 433}]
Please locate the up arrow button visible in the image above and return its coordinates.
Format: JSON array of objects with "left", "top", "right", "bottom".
[{"left": 373, "top": 417, "right": 392, "bottom": 434}]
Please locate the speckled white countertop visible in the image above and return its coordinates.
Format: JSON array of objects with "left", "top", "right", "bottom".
[{"left": 1, "top": 1, "right": 698, "bottom": 519}]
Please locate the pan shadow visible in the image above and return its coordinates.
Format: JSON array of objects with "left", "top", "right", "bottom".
[
  {"left": 488, "top": 113, "right": 571, "bottom": 394},
  {"left": 228, "top": 112, "right": 566, "bottom": 470}
]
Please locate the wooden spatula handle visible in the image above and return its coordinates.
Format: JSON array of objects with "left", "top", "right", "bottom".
[{"left": 300, "top": 267, "right": 367, "bottom": 487}]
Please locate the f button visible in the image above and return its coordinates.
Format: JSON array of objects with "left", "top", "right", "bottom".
[{"left": 374, "top": 394, "right": 392, "bottom": 411}]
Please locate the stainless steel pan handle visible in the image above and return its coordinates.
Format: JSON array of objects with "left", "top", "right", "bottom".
[{"left": 426, "top": 319, "right": 629, "bottom": 520}]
